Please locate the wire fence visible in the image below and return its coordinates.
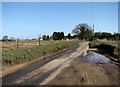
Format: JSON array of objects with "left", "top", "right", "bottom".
[{"left": 1, "top": 40, "right": 55, "bottom": 50}]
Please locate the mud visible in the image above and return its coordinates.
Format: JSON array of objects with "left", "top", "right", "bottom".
[
  {"left": 2, "top": 42, "right": 119, "bottom": 85},
  {"left": 47, "top": 51, "right": 119, "bottom": 85},
  {"left": 2, "top": 45, "right": 78, "bottom": 85}
]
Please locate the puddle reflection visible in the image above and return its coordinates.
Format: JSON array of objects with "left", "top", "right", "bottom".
[{"left": 74, "top": 51, "right": 110, "bottom": 64}]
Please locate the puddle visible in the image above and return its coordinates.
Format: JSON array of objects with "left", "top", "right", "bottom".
[{"left": 74, "top": 51, "right": 110, "bottom": 64}]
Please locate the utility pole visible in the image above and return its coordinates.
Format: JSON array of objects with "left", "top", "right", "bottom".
[
  {"left": 91, "top": 0, "right": 94, "bottom": 62},
  {"left": 93, "top": 24, "right": 94, "bottom": 40}
]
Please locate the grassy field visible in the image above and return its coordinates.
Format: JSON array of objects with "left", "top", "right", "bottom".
[
  {"left": 2, "top": 40, "right": 59, "bottom": 51},
  {"left": 2, "top": 40, "right": 82, "bottom": 66}
]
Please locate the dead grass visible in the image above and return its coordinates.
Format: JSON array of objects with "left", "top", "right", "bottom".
[{"left": 2, "top": 40, "right": 59, "bottom": 50}]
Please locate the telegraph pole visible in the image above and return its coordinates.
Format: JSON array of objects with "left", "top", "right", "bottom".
[{"left": 91, "top": 0, "right": 95, "bottom": 62}]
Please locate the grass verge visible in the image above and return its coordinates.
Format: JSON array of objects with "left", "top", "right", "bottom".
[
  {"left": 2, "top": 40, "right": 82, "bottom": 66},
  {"left": 90, "top": 40, "right": 120, "bottom": 65}
]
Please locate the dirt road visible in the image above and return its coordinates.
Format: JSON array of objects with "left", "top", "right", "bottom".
[
  {"left": 2, "top": 42, "right": 119, "bottom": 85},
  {"left": 47, "top": 61, "right": 119, "bottom": 85}
]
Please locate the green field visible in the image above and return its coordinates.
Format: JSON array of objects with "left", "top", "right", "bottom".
[{"left": 2, "top": 40, "right": 82, "bottom": 65}]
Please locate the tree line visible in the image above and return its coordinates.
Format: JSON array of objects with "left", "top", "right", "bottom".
[
  {"left": 72, "top": 23, "right": 119, "bottom": 41},
  {"left": 1, "top": 23, "right": 120, "bottom": 41},
  {"left": 94, "top": 32, "right": 120, "bottom": 40}
]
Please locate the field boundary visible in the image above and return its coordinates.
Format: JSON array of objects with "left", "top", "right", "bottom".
[{"left": 1, "top": 44, "right": 79, "bottom": 77}]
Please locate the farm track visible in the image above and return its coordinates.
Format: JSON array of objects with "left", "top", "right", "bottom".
[
  {"left": 2, "top": 42, "right": 119, "bottom": 85},
  {"left": 2, "top": 43, "right": 80, "bottom": 85}
]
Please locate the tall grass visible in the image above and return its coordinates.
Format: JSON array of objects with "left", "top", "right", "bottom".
[{"left": 90, "top": 40, "right": 119, "bottom": 59}]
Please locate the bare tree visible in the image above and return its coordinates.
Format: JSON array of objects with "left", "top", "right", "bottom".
[{"left": 72, "top": 23, "right": 94, "bottom": 41}]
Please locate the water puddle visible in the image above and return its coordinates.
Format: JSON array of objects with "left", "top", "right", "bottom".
[{"left": 74, "top": 51, "right": 110, "bottom": 64}]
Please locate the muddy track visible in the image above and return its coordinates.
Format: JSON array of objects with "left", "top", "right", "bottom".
[
  {"left": 47, "top": 59, "right": 119, "bottom": 85},
  {"left": 2, "top": 42, "right": 119, "bottom": 85},
  {"left": 2, "top": 42, "right": 89, "bottom": 85},
  {"left": 2, "top": 47, "right": 76, "bottom": 85}
]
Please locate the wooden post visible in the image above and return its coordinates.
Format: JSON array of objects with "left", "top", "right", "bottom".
[
  {"left": 38, "top": 34, "right": 41, "bottom": 46},
  {"left": 39, "top": 38, "right": 40, "bottom": 46},
  {"left": 17, "top": 38, "right": 19, "bottom": 48}
]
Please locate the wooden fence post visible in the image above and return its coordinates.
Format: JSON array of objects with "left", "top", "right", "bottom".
[
  {"left": 17, "top": 38, "right": 19, "bottom": 48},
  {"left": 39, "top": 38, "right": 40, "bottom": 46}
]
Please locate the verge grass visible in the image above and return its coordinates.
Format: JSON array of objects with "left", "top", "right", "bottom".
[
  {"left": 90, "top": 40, "right": 119, "bottom": 60},
  {"left": 2, "top": 40, "right": 81, "bottom": 65}
]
